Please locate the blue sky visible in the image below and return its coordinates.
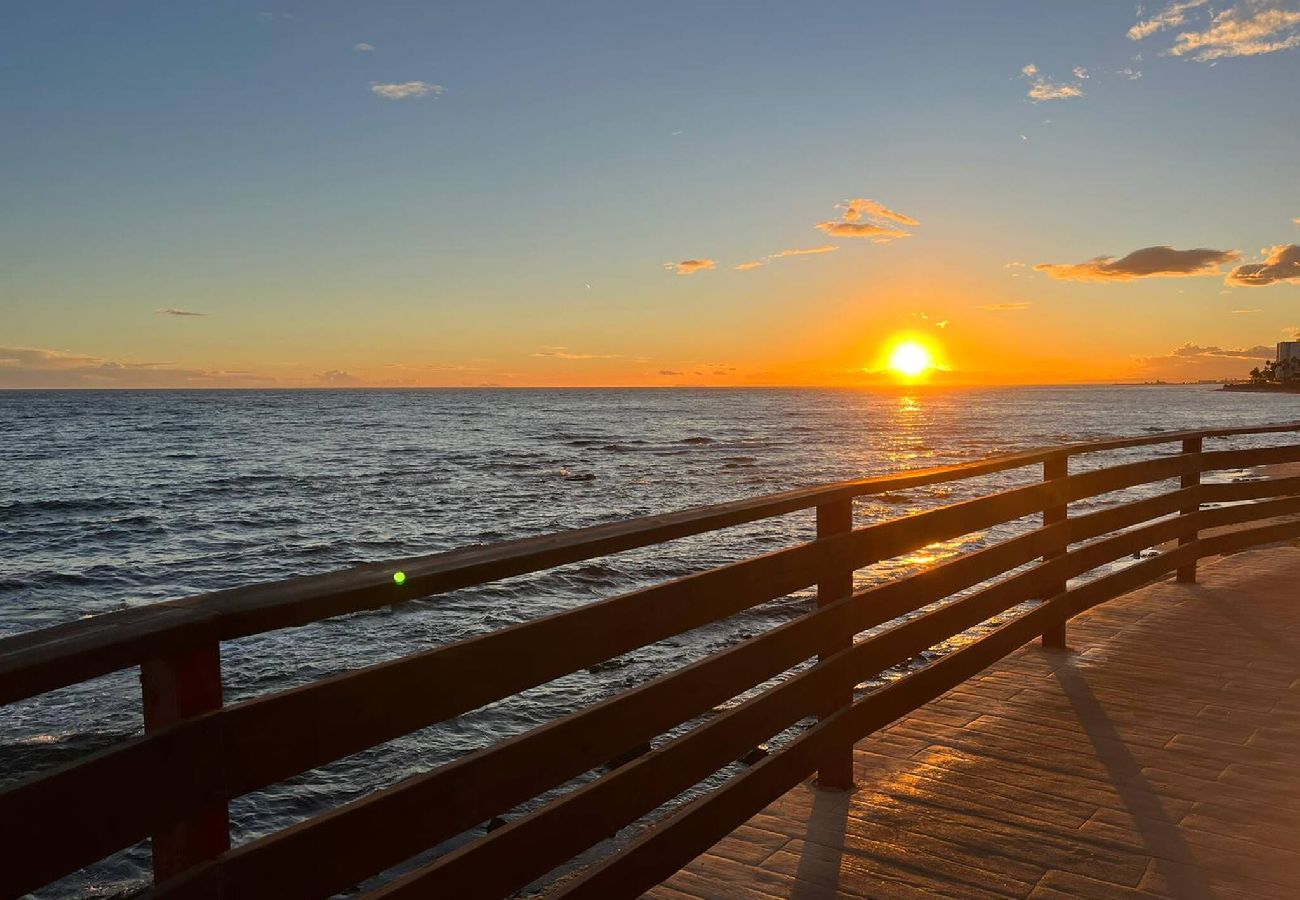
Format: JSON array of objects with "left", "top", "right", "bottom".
[{"left": 2, "top": 1, "right": 1298, "bottom": 386}]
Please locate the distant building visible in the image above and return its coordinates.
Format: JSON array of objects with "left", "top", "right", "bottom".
[{"left": 1279, "top": 342, "right": 1300, "bottom": 363}]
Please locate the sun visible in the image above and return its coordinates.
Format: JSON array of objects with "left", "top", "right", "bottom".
[{"left": 887, "top": 341, "right": 935, "bottom": 378}]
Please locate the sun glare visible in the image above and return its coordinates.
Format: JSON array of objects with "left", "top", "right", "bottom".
[{"left": 887, "top": 341, "right": 934, "bottom": 378}]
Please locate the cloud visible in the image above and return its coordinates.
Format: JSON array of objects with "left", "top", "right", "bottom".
[
  {"left": 354, "top": 42, "right": 375, "bottom": 51},
  {"left": 1131, "top": 339, "right": 1277, "bottom": 380},
  {"left": 815, "top": 198, "right": 917, "bottom": 243},
  {"left": 1171, "top": 343, "right": 1274, "bottom": 358},
  {"left": 155, "top": 307, "right": 206, "bottom": 317},
  {"left": 666, "top": 259, "right": 716, "bottom": 275},
  {"left": 1034, "top": 245, "right": 1241, "bottom": 281},
  {"left": 837, "top": 199, "right": 919, "bottom": 226},
  {"left": 732, "top": 247, "right": 837, "bottom": 270},
  {"left": 978, "top": 302, "right": 1032, "bottom": 311},
  {"left": 658, "top": 369, "right": 683, "bottom": 376},
  {"left": 0, "top": 346, "right": 274, "bottom": 388},
  {"left": 815, "top": 222, "right": 911, "bottom": 240},
  {"left": 531, "top": 346, "right": 620, "bottom": 360},
  {"left": 1020, "top": 63, "right": 1086, "bottom": 101},
  {"left": 768, "top": 245, "right": 839, "bottom": 258},
  {"left": 1117, "top": 67, "right": 1144, "bottom": 79},
  {"left": 370, "top": 81, "right": 443, "bottom": 100},
  {"left": 1232, "top": 308, "right": 1262, "bottom": 313},
  {"left": 1168, "top": 1, "right": 1300, "bottom": 60},
  {"left": 317, "top": 369, "right": 361, "bottom": 386},
  {"left": 1027, "top": 80, "right": 1084, "bottom": 101},
  {"left": 1225, "top": 243, "right": 1300, "bottom": 286},
  {"left": 1128, "top": 0, "right": 1210, "bottom": 40}
]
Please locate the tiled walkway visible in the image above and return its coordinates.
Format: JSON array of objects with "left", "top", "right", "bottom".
[{"left": 650, "top": 546, "right": 1300, "bottom": 899}]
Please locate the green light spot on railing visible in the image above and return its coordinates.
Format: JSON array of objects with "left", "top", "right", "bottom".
[{"left": 393, "top": 571, "right": 407, "bottom": 586}]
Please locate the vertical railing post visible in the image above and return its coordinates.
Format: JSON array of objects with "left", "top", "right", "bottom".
[
  {"left": 815, "top": 498, "right": 855, "bottom": 790},
  {"left": 1177, "top": 436, "right": 1203, "bottom": 583},
  {"left": 1041, "top": 455, "right": 1069, "bottom": 649},
  {"left": 139, "top": 644, "right": 230, "bottom": 883}
]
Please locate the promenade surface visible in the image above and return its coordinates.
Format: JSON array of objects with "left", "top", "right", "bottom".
[{"left": 648, "top": 544, "right": 1300, "bottom": 899}]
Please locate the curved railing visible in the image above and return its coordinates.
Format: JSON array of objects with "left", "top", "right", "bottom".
[{"left": 3, "top": 422, "right": 1300, "bottom": 899}]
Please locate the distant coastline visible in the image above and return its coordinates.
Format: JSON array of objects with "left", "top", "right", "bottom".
[{"left": 1221, "top": 383, "right": 1300, "bottom": 394}]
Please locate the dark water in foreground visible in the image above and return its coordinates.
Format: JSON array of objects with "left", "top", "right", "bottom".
[{"left": 3, "top": 386, "right": 1299, "bottom": 897}]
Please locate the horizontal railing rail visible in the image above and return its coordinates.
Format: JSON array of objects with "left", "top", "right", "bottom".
[{"left": 2, "top": 422, "right": 1299, "bottom": 899}]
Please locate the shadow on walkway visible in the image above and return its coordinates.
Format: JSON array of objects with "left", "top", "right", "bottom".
[
  {"left": 1054, "top": 660, "right": 1212, "bottom": 900},
  {"left": 790, "top": 782, "right": 850, "bottom": 899}
]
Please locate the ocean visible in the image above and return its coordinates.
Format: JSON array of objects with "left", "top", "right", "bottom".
[{"left": 4, "top": 385, "right": 1299, "bottom": 897}]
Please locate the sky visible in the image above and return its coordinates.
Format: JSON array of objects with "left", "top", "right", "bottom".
[{"left": 2, "top": 0, "right": 1299, "bottom": 388}]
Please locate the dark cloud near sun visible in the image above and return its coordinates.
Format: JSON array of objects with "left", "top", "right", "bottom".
[
  {"left": 155, "top": 307, "right": 207, "bottom": 317},
  {"left": 1034, "top": 246, "right": 1240, "bottom": 281},
  {"left": 1225, "top": 244, "right": 1300, "bottom": 286},
  {"left": 1132, "top": 340, "right": 1275, "bottom": 380}
]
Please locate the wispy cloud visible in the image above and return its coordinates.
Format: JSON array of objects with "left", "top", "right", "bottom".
[
  {"left": 1128, "top": 0, "right": 1210, "bottom": 40},
  {"left": 1117, "top": 66, "right": 1144, "bottom": 79},
  {"left": 665, "top": 258, "right": 716, "bottom": 275},
  {"left": 1169, "top": 1, "right": 1300, "bottom": 60},
  {"left": 531, "top": 346, "right": 621, "bottom": 360},
  {"left": 1131, "top": 1, "right": 1300, "bottom": 61},
  {"left": 732, "top": 246, "right": 838, "bottom": 270},
  {"left": 816, "top": 198, "right": 917, "bottom": 242},
  {"left": 1225, "top": 243, "right": 1300, "bottom": 286},
  {"left": 1034, "top": 245, "right": 1240, "bottom": 281},
  {"left": 155, "top": 307, "right": 207, "bottom": 317},
  {"left": 370, "top": 81, "right": 443, "bottom": 100},
  {"left": 1231, "top": 308, "right": 1262, "bottom": 313},
  {"left": 1020, "top": 63, "right": 1086, "bottom": 101},
  {"left": 978, "top": 302, "right": 1032, "bottom": 311},
  {"left": 838, "top": 199, "right": 918, "bottom": 226},
  {"left": 354, "top": 42, "right": 375, "bottom": 52},
  {"left": 768, "top": 245, "right": 839, "bottom": 258}
]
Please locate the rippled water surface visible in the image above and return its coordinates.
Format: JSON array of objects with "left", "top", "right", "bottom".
[{"left": 4, "top": 386, "right": 1299, "bottom": 897}]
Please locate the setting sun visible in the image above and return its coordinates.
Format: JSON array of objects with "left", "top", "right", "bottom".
[{"left": 888, "top": 341, "right": 935, "bottom": 378}]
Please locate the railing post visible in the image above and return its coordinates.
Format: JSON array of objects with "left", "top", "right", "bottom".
[
  {"left": 815, "top": 498, "right": 855, "bottom": 790},
  {"left": 139, "top": 644, "right": 230, "bottom": 883},
  {"left": 1177, "top": 436, "right": 1203, "bottom": 583},
  {"left": 1041, "top": 455, "right": 1069, "bottom": 649}
]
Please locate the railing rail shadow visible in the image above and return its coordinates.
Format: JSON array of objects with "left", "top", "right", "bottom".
[{"left": 2, "top": 423, "right": 1299, "bottom": 899}]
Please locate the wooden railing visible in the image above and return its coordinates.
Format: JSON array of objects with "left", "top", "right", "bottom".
[{"left": 3, "top": 423, "right": 1300, "bottom": 899}]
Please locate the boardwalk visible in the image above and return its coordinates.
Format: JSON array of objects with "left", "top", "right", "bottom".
[{"left": 650, "top": 545, "right": 1300, "bottom": 899}]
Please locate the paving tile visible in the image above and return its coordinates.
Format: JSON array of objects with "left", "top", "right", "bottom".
[{"left": 651, "top": 547, "right": 1300, "bottom": 899}]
